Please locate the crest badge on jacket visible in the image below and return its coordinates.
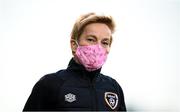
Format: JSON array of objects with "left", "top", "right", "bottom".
[{"left": 104, "top": 92, "right": 118, "bottom": 110}]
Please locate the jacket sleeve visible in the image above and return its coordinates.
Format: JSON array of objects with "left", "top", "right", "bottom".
[
  {"left": 113, "top": 79, "right": 126, "bottom": 111},
  {"left": 23, "top": 74, "right": 62, "bottom": 111}
]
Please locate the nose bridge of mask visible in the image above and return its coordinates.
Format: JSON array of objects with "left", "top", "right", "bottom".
[{"left": 72, "top": 39, "right": 105, "bottom": 50}]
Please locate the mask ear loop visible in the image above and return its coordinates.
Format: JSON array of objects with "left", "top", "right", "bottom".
[
  {"left": 71, "top": 39, "right": 81, "bottom": 64},
  {"left": 71, "top": 39, "right": 79, "bottom": 47}
]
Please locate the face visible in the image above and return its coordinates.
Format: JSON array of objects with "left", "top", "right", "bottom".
[{"left": 71, "top": 23, "right": 112, "bottom": 54}]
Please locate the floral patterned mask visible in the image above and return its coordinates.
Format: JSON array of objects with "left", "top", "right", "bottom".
[{"left": 75, "top": 43, "right": 108, "bottom": 71}]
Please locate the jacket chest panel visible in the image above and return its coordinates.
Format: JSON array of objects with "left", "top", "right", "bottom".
[{"left": 57, "top": 85, "right": 119, "bottom": 111}]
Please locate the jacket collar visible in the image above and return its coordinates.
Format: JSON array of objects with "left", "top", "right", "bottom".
[{"left": 67, "top": 58, "right": 101, "bottom": 82}]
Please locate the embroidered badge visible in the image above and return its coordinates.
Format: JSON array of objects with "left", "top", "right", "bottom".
[
  {"left": 104, "top": 92, "right": 118, "bottom": 110},
  {"left": 65, "top": 93, "right": 76, "bottom": 103}
]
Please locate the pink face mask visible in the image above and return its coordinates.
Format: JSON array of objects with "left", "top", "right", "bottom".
[{"left": 75, "top": 43, "right": 108, "bottom": 71}]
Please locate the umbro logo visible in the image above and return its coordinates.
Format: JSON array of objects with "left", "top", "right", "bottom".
[{"left": 65, "top": 93, "right": 76, "bottom": 103}]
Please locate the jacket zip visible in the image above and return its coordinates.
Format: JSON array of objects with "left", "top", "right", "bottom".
[
  {"left": 89, "top": 77, "right": 98, "bottom": 110},
  {"left": 82, "top": 70, "right": 98, "bottom": 110}
]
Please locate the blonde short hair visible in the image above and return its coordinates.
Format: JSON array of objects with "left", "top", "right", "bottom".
[{"left": 71, "top": 13, "right": 115, "bottom": 44}]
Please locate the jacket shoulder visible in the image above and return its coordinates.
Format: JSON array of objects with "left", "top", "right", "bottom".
[
  {"left": 36, "top": 70, "right": 66, "bottom": 89},
  {"left": 23, "top": 70, "right": 66, "bottom": 111}
]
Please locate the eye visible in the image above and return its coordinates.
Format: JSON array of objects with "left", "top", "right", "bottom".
[
  {"left": 86, "top": 36, "right": 96, "bottom": 42},
  {"left": 102, "top": 41, "right": 110, "bottom": 46},
  {"left": 87, "top": 38, "right": 95, "bottom": 42}
]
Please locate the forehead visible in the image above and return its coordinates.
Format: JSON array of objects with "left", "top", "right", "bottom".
[{"left": 82, "top": 23, "right": 112, "bottom": 39}]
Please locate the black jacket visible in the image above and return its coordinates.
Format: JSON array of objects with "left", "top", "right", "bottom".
[{"left": 23, "top": 58, "right": 126, "bottom": 111}]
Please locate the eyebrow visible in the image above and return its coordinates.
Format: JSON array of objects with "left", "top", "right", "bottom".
[
  {"left": 86, "top": 34, "right": 110, "bottom": 41},
  {"left": 102, "top": 38, "right": 111, "bottom": 43},
  {"left": 86, "top": 34, "right": 97, "bottom": 39}
]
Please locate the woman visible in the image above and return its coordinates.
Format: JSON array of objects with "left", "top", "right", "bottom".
[{"left": 23, "top": 12, "right": 126, "bottom": 111}]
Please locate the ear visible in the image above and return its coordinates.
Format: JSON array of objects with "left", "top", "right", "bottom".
[{"left": 70, "top": 39, "right": 78, "bottom": 55}]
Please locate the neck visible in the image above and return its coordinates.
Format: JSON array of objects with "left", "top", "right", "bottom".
[{"left": 73, "top": 56, "right": 80, "bottom": 64}]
